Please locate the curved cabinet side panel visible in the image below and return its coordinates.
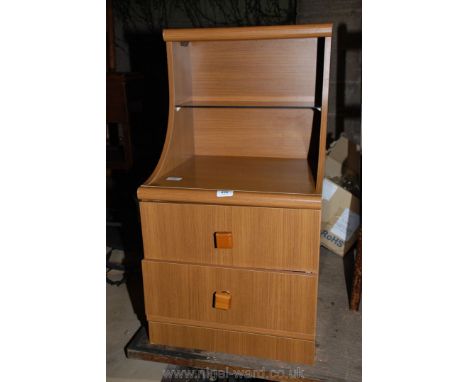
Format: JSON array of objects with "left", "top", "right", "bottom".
[{"left": 145, "top": 42, "right": 195, "bottom": 185}]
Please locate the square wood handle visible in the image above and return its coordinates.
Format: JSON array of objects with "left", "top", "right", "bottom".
[
  {"left": 213, "top": 291, "right": 231, "bottom": 310},
  {"left": 214, "top": 232, "right": 233, "bottom": 249}
]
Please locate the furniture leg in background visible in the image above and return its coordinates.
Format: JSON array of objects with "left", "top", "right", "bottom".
[{"left": 350, "top": 229, "right": 362, "bottom": 311}]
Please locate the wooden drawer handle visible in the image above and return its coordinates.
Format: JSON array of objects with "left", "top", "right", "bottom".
[
  {"left": 214, "top": 232, "right": 233, "bottom": 249},
  {"left": 213, "top": 291, "right": 231, "bottom": 310}
]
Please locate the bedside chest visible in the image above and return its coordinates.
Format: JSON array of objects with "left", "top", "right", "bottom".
[{"left": 137, "top": 24, "right": 332, "bottom": 365}]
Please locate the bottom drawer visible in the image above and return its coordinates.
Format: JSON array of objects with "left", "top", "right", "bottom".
[
  {"left": 149, "top": 321, "right": 315, "bottom": 365},
  {"left": 142, "top": 260, "right": 317, "bottom": 339}
]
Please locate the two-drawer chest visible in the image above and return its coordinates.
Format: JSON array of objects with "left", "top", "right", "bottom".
[{"left": 137, "top": 24, "right": 332, "bottom": 365}]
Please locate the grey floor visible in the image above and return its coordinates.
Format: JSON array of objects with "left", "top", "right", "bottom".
[{"left": 106, "top": 247, "right": 362, "bottom": 381}]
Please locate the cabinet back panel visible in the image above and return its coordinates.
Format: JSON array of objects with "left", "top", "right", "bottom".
[
  {"left": 189, "top": 38, "right": 317, "bottom": 103},
  {"left": 193, "top": 108, "right": 313, "bottom": 158}
]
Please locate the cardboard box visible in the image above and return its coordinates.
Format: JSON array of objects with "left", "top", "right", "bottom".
[
  {"left": 325, "top": 135, "right": 360, "bottom": 179},
  {"left": 321, "top": 137, "right": 361, "bottom": 256}
]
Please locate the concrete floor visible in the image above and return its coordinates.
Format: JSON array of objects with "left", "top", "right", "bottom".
[
  {"left": 106, "top": 247, "right": 362, "bottom": 381},
  {"left": 107, "top": 269, "right": 167, "bottom": 382}
]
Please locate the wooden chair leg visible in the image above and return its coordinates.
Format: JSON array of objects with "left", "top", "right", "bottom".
[{"left": 349, "top": 229, "right": 362, "bottom": 311}]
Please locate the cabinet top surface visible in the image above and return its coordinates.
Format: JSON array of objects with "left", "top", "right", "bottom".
[{"left": 144, "top": 155, "right": 317, "bottom": 196}]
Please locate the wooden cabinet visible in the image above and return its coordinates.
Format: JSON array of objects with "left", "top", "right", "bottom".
[
  {"left": 140, "top": 202, "right": 320, "bottom": 272},
  {"left": 138, "top": 24, "right": 332, "bottom": 365}
]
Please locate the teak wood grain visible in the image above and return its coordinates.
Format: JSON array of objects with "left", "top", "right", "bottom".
[
  {"left": 144, "top": 28, "right": 332, "bottom": 190},
  {"left": 147, "top": 43, "right": 195, "bottom": 180},
  {"left": 138, "top": 186, "right": 322, "bottom": 209},
  {"left": 142, "top": 260, "right": 317, "bottom": 339},
  {"left": 148, "top": 156, "right": 317, "bottom": 195},
  {"left": 188, "top": 38, "right": 317, "bottom": 105},
  {"left": 163, "top": 23, "right": 332, "bottom": 41},
  {"left": 149, "top": 321, "right": 315, "bottom": 365},
  {"left": 140, "top": 202, "right": 320, "bottom": 273},
  {"left": 172, "top": 40, "right": 193, "bottom": 105},
  {"left": 193, "top": 108, "right": 314, "bottom": 158},
  {"left": 138, "top": 24, "right": 333, "bottom": 365},
  {"left": 176, "top": 100, "right": 317, "bottom": 108},
  {"left": 156, "top": 94, "right": 195, "bottom": 176},
  {"left": 213, "top": 291, "right": 232, "bottom": 309}
]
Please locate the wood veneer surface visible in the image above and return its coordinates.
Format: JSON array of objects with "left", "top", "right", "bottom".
[
  {"left": 137, "top": 187, "right": 321, "bottom": 209},
  {"left": 163, "top": 23, "right": 332, "bottom": 41},
  {"left": 149, "top": 321, "right": 315, "bottom": 365},
  {"left": 175, "top": 100, "right": 318, "bottom": 108},
  {"left": 187, "top": 38, "right": 317, "bottom": 105},
  {"left": 142, "top": 260, "right": 317, "bottom": 339},
  {"left": 140, "top": 202, "right": 320, "bottom": 272},
  {"left": 139, "top": 24, "right": 333, "bottom": 366},
  {"left": 148, "top": 156, "right": 317, "bottom": 195},
  {"left": 193, "top": 108, "right": 314, "bottom": 159}
]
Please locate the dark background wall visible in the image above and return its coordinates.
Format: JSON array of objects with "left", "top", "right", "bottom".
[
  {"left": 297, "top": 0, "right": 361, "bottom": 145},
  {"left": 112, "top": 0, "right": 361, "bottom": 151}
]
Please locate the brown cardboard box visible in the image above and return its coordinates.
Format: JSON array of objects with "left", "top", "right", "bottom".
[
  {"left": 321, "top": 137, "right": 361, "bottom": 256},
  {"left": 325, "top": 135, "right": 360, "bottom": 179}
]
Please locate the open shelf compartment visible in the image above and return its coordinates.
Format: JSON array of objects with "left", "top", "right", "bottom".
[
  {"left": 139, "top": 25, "right": 332, "bottom": 208},
  {"left": 171, "top": 37, "right": 319, "bottom": 108}
]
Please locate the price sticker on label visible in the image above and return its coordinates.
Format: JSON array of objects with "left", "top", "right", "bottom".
[{"left": 216, "top": 190, "right": 234, "bottom": 197}]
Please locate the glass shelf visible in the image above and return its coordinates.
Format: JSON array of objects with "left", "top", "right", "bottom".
[{"left": 175, "top": 100, "right": 321, "bottom": 111}]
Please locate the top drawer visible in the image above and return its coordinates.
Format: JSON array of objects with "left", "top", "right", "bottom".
[{"left": 140, "top": 201, "right": 320, "bottom": 272}]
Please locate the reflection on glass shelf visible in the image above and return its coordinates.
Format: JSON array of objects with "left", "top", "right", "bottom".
[{"left": 175, "top": 100, "right": 321, "bottom": 111}]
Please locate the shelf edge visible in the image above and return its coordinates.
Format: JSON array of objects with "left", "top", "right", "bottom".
[
  {"left": 163, "top": 24, "right": 333, "bottom": 42},
  {"left": 137, "top": 187, "right": 322, "bottom": 209}
]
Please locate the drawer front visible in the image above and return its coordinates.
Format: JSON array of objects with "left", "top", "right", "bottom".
[
  {"left": 142, "top": 260, "right": 317, "bottom": 340},
  {"left": 140, "top": 201, "right": 320, "bottom": 272},
  {"left": 149, "top": 321, "right": 315, "bottom": 365}
]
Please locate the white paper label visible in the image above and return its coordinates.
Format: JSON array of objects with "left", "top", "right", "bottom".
[
  {"left": 216, "top": 190, "right": 234, "bottom": 197},
  {"left": 330, "top": 208, "right": 360, "bottom": 241},
  {"left": 166, "top": 176, "right": 182, "bottom": 181},
  {"left": 322, "top": 178, "right": 338, "bottom": 201}
]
